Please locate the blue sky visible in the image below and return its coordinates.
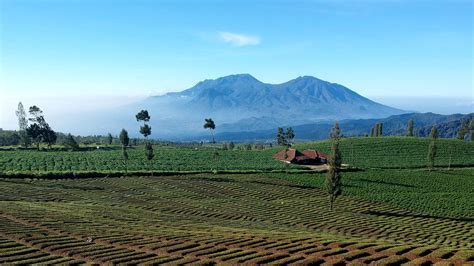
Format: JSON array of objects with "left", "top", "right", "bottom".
[{"left": 0, "top": 0, "right": 472, "bottom": 129}]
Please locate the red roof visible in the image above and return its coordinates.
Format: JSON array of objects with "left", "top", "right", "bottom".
[{"left": 273, "top": 149, "right": 328, "bottom": 162}]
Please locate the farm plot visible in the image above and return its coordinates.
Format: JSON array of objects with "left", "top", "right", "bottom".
[
  {"left": 0, "top": 174, "right": 472, "bottom": 265},
  {"left": 270, "top": 168, "right": 474, "bottom": 219},
  {"left": 296, "top": 137, "right": 474, "bottom": 169},
  {"left": 0, "top": 146, "right": 297, "bottom": 175},
  {"left": 1, "top": 138, "right": 473, "bottom": 177}
]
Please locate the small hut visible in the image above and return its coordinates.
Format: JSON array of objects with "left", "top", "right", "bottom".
[{"left": 273, "top": 148, "right": 328, "bottom": 165}]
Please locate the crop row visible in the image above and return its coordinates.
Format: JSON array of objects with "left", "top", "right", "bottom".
[
  {"left": 297, "top": 137, "right": 474, "bottom": 169},
  {"left": 0, "top": 174, "right": 472, "bottom": 251},
  {"left": 270, "top": 168, "right": 474, "bottom": 219},
  {"left": 0, "top": 147, "right": 297, "bottom": 173}
]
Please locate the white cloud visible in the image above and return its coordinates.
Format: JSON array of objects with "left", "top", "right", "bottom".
[{"left": 218, "top": 32, "right": 261, "bottom": 47}]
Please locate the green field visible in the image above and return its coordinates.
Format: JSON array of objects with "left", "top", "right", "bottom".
[
  {"left": 0, "top": 173, "right": 472, "bottom": 264},
  {"left": 269, "top": 169, "right": 474, "bottom": 219},
  {"left": 0, "top": 146, "right": 295, "bottom": 175},
  {"left": 0, "top": 137, "right": 473, "bottom": 178},
  {"left": 296, "top": 137, "right": 474, "bottom": 169},
  {"left": 0, "top": 137, "right": 473, "bottom": 264}
]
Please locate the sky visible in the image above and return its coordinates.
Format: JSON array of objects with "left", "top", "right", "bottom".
[{"left": 0, "top": 0, "right": 472, "bottom": 130}]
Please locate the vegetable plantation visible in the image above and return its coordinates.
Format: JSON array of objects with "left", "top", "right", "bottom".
[
  {"left": 269, "top": 169, "right": 474, "bottom": 219},
  {"left": 296, "top": 137, "right": 474, "bottom": 169},
  {"left": 0, "top": 138, "right": 473, "bottom": 177},
  {"left": 0, "top": 146, "right": 297, "bottom": 175}
]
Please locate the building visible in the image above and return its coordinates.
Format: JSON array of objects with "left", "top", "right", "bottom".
[{"left": 273, "top": 148, "right": 328, "bottom": 165}]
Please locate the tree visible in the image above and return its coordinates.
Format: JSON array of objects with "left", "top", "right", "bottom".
[
  {"left": 63, "top": 134, "right": 79, "bottom": 151},
  {"left": 136, "top": 110, "right": 154, "bottom": 174},
  {"left": 370, "top": 127, "right": 375, "bottom": 137},
  {"left": 42, "top": 125, "right": 57, "bottom": 148},
  {"left": 229, "top": 141, "right": 235, "bottom": 150},
  {"left": 136, "top": 110, "right": 150, "bottom": 122},
  {"left": 15, "top": 102, "right": 30, "bottom": 148},
  {"left": 427, "top": 126, "right": 438, "bottom": 170},
  {"left": 119, "top": 129, "right": 130, "bottom": 147},
  {"left": 277, "top": 127, "right": 286, "bottom": 146},
  {"left": 407, "top": 119, "right": 414, "bottom": 136},
  {"left": 122, "top": 147, "right": 129, "bottom": 173},
  {"left": 145, "top": 142, "right": 154, "bottom": 175},
  {"left": 326, "top": 122, "right": 342, "bottom": 210},
  {"left": 107, "top": 133, "right": 113, "bottom": 145},
  {"left": 203, "top": 118, "right": 216, "bottom": 143},
  {"left": 136, "top": 110, "right": 152, "bottom": 139},
  {"left": 26, "top": 105, "right": 56, "bottom": 150},
  {"left": 119, "top": 128, "right": 130, "bottom": 172},
  {"left": 286, "top": 127, "right": 295, "bottom": 146},
  {"left": 26, "top": 124, "right": 42, "bottom": 150},
  {"left": 378, "top": 123, "right": 383, "bottom": 137}
]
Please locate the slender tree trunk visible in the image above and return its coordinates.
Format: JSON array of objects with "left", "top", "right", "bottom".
[
  {"left": 211, "top": 130, "right": 215, "bottom": 143},
  {"left": 149, "top": 160, "right": 153, "bottom": 177}
]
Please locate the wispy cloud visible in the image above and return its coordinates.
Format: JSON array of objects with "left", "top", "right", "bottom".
[{"left": 218, "top": 32, "right": 261, "bottom": 47}]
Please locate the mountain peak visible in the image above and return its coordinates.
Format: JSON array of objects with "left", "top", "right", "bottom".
[{"left": 216, "top": 73, "right": 260, "bottom": 83}]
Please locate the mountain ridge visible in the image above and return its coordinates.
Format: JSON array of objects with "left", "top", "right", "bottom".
[{"left": 61, "top": 74, "right": 407, "bottom": 139}]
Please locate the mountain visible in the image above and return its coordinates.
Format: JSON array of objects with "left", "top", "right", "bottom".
[
  {"left": 129, "top": 74, "right": 405, "bottom": 138},
  {"left": 208, "top": 113, "right": 474, "bottom": 142}
]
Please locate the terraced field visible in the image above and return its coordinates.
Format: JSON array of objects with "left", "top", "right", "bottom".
[{"left": 0, "top": 174, "right": 472, "bottom": 265}]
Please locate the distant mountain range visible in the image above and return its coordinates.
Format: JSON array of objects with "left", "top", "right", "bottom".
[
  {"left": 123, "top": 74, "right": 405, "bottom": 138},
  {"left": 207, "top": 112, "right": 474, "bottom": 142}
]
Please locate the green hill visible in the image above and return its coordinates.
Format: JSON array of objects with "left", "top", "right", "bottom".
[{"left": 296, "top": 137, "right": 474, "bottom": 169}]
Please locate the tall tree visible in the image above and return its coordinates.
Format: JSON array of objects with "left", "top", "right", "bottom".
[
  {"left": 107, "top": 133, "right": 113, "bottom": 145},
  {"left": 378, "top": 123, "right": 383, "bottom": 137},
  {"left": 277, "top": 127, "right": 286, "bottom": 146},
  {"left": 326, "top": 122, "right": 342, "bottom": 211},
  {"left": 427, "top": 126, "right": 438, "bottom": 171},
  {"left": 26, "top": 106, "right": 55, "bottom": 150},
  {"left": 26, "top": 124, "right": 42, "bottom": 150},
  {"left": 15, "top": 102, "right": 30, "bottom": 148},
  {"left": 407, "top": 119, "right": 414, "bottom": 137},
  {"left": 120, "top": 129, "right": 130, "bottom": 173},
  {"left": 136, "top": 110, "right": 151, "bottom": 139},
  {"left": 286, "top": 127, "right": 295, "bottom": 146},
  {"left": 203, "top": 118, "right": 216, "bottom": 143},
  {"left": 136, "top": 110, "right": 154, "bottom": 174},
  {"left": 42, "top": 124, "right": 57, "bottom": 148},
  {"left": 145, "top": 142, "right": 154, "bottom": 175},
  {"left": 119, "top": 129, "right": 130, "bottom": 148}
]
